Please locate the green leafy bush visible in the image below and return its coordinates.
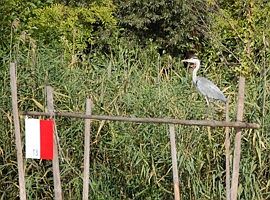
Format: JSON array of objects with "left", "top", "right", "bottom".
[
  {"left": 0, "top": 0, "right": 53, "bottom": 52},
  {"left": 27, "top": 1, "right": 116, "bottom": 54},
  {"left": 206, "top": 0, "right": 270, "bottom": 75}
]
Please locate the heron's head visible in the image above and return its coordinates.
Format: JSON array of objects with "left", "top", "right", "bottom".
[
  {"left": 182, "top": 57, "right": 200, "bottom": 72},
  {"left": 181, "top": 57, "right": 200, "bottom": 64}
]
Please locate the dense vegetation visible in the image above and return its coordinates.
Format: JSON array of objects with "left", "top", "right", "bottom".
[{"left": 0, "top": 0, "right": 269, "bottom": 199}]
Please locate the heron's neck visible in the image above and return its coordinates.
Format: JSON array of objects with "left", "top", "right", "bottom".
[{"left": 192, "top": 60, "right": 200, "bottom": 84}]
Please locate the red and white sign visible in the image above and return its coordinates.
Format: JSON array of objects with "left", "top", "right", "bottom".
[{"left": 25, "top": 118, "right": 54, "bottom": 160}]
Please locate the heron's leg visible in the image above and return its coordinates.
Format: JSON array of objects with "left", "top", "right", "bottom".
[
  {"left": 204, "top": 96, "right": 210, "bottom": 118},
  {"left": 205, "top": 96, "right": 214, "bottom": 142},
  {"left": 205, "top": 96, "right": 210, "bottom": 106},
  {"left": 206, "top": 97, "right": 215, "bottom": 119},
  {"left": 210, "top": 102, "right": 214, "bottom": 119}
]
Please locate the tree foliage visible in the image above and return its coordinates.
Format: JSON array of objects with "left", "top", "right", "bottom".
[
  {"left": 27, "top": 1, "right": 116, "bottom": 52},
  {"left": 114, "top": 0, "right": 210, "bottom": 56},
  {"left": 206, "top": 0, "right": 270, "bottom": 75},
  {"left": 0, "top": 0, "right": 117, "bottom": 60},
  {"left": 0, "top": 0, "right": 53, "bottom": 51}
]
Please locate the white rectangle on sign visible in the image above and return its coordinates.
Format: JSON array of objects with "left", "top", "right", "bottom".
[{"left": 25, "top": 118, "right": 40, "bottom": 159}]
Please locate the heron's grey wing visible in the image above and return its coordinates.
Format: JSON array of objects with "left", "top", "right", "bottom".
[{"left": 196, "top": 77, "right": 227, "bottom": 102}]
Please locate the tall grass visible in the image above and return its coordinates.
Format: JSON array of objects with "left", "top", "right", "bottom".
[{"left": 0, "top": 41, "right": 269, "bottom": 199}]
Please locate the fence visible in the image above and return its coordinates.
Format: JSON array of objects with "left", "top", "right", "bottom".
[{"left": 9, "top": 63, "right": 259, "bottom": 200}]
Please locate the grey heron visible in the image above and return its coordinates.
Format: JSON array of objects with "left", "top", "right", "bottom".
[{"left": 182, "top": 57, "right": 227, "bottom": 109}]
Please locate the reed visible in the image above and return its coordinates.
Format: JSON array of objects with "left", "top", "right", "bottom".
[{"left": 0, "top": 42, "right": 269, "bottom": 199}]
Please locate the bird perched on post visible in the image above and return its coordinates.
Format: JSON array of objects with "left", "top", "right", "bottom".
[{"left": 182, "top": 57, "right": 227, "bottom": 107}]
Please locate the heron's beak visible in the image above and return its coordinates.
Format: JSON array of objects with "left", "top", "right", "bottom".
[{"left": 181, "top": 59, "right": 189, "bottom": 63}]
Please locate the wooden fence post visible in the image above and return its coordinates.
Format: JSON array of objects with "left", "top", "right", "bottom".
[
  {"left": 169, "top": 124, "right": 180, "bottom": 200},
  {"left": 10, "top": 62, "right": 27, "bottom": 200},
  {"left": 231, "top": 76, "right": 245, "bottom": 200},
  {"left": 46, "top": 86, "right": 63, "bottom": 200},
  {"left": 225, "top": 100, "right": 231, "bottom": 200},
  {"left": 82, "top": 99, "right": 92, "bottom": 200}
]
